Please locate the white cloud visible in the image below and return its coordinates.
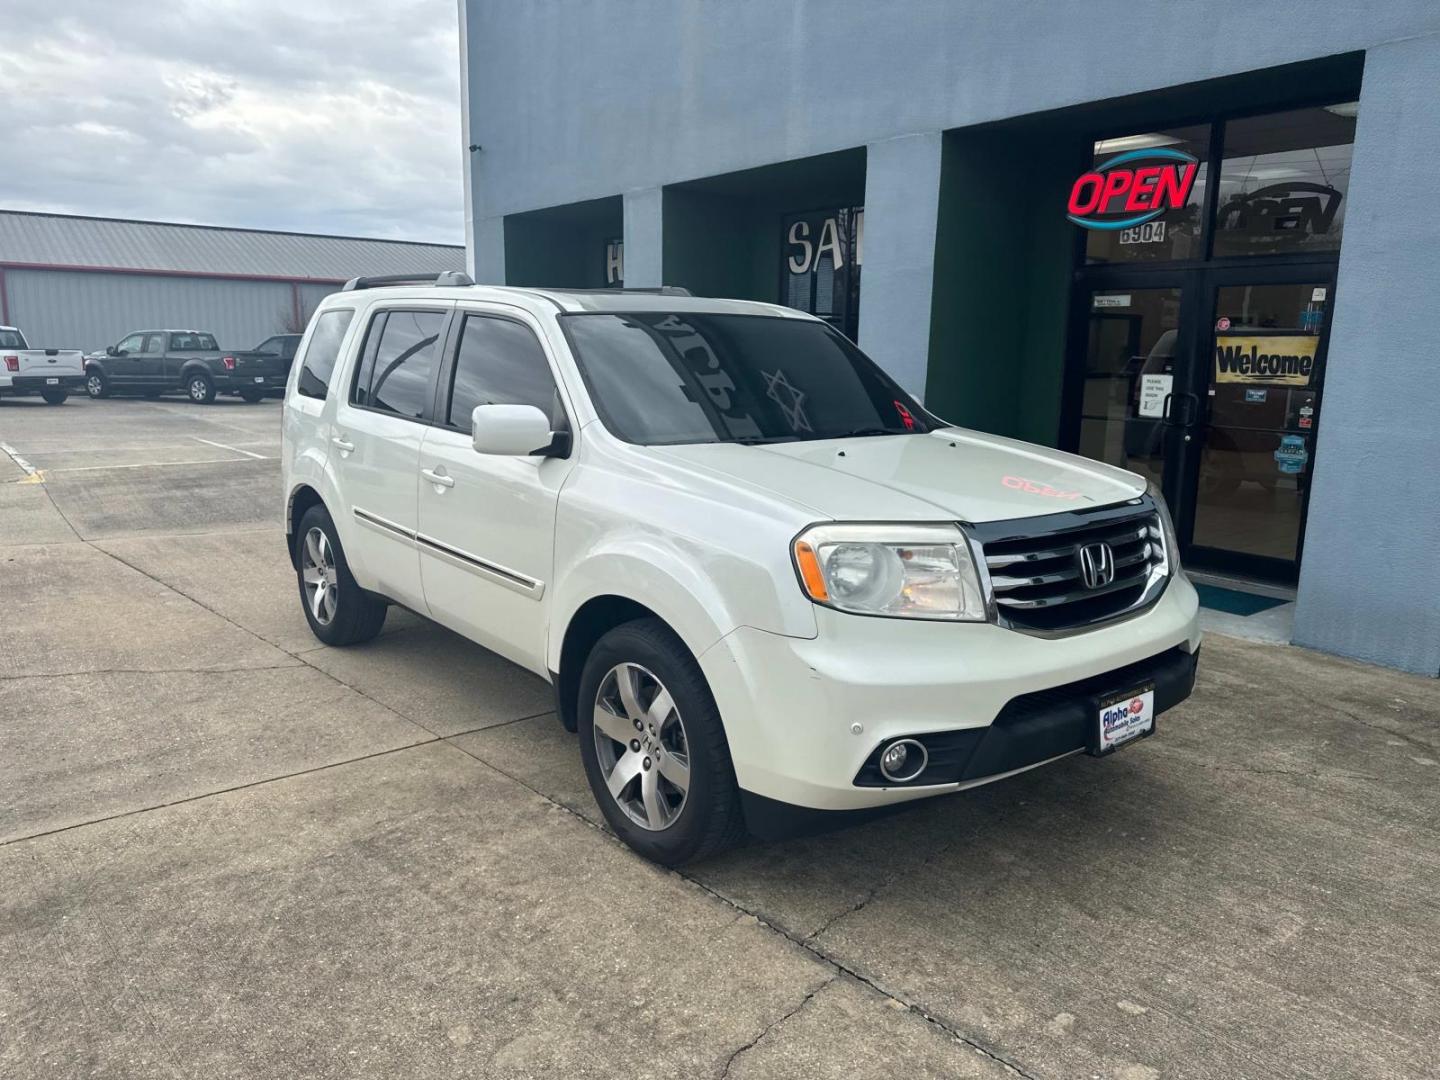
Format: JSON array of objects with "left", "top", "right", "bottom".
[{"left": 0, "top": 0, "right": 463, "bottom": 243}]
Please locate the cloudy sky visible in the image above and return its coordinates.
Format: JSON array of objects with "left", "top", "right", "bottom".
[{"left": 0, "top": 0, "right": 464, "bottom": 243}]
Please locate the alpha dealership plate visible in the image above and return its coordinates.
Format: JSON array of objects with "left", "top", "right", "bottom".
[{"left": 1093, "top": 682, "right": 1156, "bottom": 754}]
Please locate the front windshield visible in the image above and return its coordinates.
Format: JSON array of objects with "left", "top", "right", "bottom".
[{"left": 561, "top": 312, "right": 932, "bottom": 445}]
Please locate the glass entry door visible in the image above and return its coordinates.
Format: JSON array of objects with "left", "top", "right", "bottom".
[
  {"left": 1077, "top": 271, "right": 1332, "bottom": 581},
  {"left": 1183, "top": 273, "right": 1332, "bottom": 576},
  {"left": 1078, "top": 285, "right": 1187, "bottom": 492}
]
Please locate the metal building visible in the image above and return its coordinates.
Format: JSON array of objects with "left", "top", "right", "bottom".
[
  {"left": 459, "top": 2, "right": 1440, "bottom": 675},
  {"left": 0, "top": 210, "right": 465, "bottom": 352}
]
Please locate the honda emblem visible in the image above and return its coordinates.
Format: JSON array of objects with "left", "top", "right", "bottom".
[{"left": 1078, "top": 542, "right": 1115, "bottom": 590}]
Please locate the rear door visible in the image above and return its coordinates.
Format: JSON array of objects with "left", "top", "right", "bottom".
[
  {"left": 416, "top": 306, "right": 573, "bottom": 673},
  {"left": 329, "top": 304, "right": 453, "bottom": 610}
]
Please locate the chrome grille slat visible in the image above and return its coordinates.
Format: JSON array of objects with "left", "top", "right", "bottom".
[
  {"left": 975, "top": 508, "right": 1166, "bottom": 633},
  {"left": 983, "top": 523, "right": 1150, "bottom": 568}
]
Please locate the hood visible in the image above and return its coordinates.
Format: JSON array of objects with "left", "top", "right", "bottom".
[{"left": 650, "top": 427, "right": 1145, "bottom": 524}]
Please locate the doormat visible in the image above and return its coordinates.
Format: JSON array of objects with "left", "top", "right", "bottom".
[{"left": 1194, "top": 583, "right": 1287, "bottom": 616}]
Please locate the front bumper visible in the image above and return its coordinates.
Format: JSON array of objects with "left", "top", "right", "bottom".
[{"left": 698, "top": 572, "right": 1201, "bottom": 814}]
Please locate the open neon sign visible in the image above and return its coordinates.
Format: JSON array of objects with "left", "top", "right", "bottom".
[{"left": 1067, "top": 148, "right": 1199, "bottom": 231}]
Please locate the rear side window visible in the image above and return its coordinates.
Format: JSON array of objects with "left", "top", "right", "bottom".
[
  {"left": 351, "top": 309, "right": 446, "bottom": 419},
  {"left": 445, "top": 315, "right": 561, "bottom": 432},
  {"left": 296, "top": 309, "right": 354, "bottom": 400}
]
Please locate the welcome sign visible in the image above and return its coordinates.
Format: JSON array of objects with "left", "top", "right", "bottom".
[{"left": 1214, "top": 334, "right": 1319, "bottom": 386}]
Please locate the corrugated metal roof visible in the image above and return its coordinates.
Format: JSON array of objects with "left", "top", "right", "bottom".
[{"left": 0, "top": 210, "right": 465, "bottom": 282}]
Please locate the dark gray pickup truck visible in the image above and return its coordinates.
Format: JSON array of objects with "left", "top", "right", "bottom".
[{"left": 84, "top": 329, "right": 288, "bottom": 404}]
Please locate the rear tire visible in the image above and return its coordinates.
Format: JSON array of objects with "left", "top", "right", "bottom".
[
  {"left": 41, "top": 390, "right": 68, "bottom": 405},
  {"left": 239, "top": 388, "right": 265, "bottom": 403},
  {"left": 186, "top": 372, "right": 216, "bottom": 404},
  {"left": 578, "top": 618, "right": 746, "bottom": 866},
  {"left": 85, "top": 370, "right": 110, "bottom": 399},
  {"left": 294, "top": 504, "right": 387, "bottom": 646}
]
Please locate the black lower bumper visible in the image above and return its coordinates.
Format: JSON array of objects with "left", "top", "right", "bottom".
[
  {"left": 216, "top": 375, "right": 287, "bottom": 391},
  {"left": 742, "top": 644, "right": 1200, "bottom": 840},
  {"left": 8, "top": 374, "right": 85, "bottom": 391}
]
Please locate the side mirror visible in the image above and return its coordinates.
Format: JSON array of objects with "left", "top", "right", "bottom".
[
  {"left": 471, "top": 403, "right": 556, "bottom": 457},
  {"left": 106, "top": 345, "right": 118, "bottom": 357}
]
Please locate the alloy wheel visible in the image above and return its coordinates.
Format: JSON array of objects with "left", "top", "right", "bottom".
[
  {"left": 592, "top": 662, "right": 691, "bottom": 831},
  {"left": 189, "top": 378, "right": 208, "bottom": 402},
  {"left": 300, "top": 526, "right": 338, "bottom": 625},
  {"left": 86, "top": 374, "right": 103, "bottom": 397}
]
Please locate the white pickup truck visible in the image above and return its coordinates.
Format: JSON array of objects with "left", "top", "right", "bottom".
[{"left": 0, "top": 325, "right": 86, "bottom": 404}]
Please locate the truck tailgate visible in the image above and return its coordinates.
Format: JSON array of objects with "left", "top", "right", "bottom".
[
  {"left": 8, "top": 349, "right": 86, "bottom": 376},
  {"left": 229, "top": 351, "right": 287, "bottom": 376}
]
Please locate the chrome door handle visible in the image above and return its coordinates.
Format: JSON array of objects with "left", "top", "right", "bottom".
[
  {"left": 332, "top": 436, "right": 355, "bottom": 452},
  {"left": 421, "top": 467, "right": 454, "bottom": 488}
]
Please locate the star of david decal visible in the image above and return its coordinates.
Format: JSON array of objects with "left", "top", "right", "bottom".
[{"left": 764, "top": 368, "right": 812, "bottom": 432}]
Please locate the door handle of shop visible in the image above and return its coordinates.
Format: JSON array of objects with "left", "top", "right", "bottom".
[
  {"left": 332, "top": 436, "right": 356, "bottom": 453},
  {"left": 421, "top": 467, "right": 455, "bottom": 488}
]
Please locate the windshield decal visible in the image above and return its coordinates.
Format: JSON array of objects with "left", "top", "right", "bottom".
[
  {"left": 764, "top": 368, "right": 812, "bottom": 433},
  {"left": 653, "top": 315, "right": 763, "bottom": 440}
]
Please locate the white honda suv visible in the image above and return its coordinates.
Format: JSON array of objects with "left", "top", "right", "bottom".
[{"left": 282, "top": 274, "right": 1200, "bottom": 865}]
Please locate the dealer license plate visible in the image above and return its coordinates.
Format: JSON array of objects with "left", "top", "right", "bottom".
[
  {"left": 46, "top": 377, "right": 59, "bottom": 385},
  {"left": 254, "top": 376, "right": 266, "bottom": 383},
  {"left": 1095, "top": 682, "right": 1155, "bottom": 754}
]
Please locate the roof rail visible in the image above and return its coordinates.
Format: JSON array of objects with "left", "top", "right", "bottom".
[
  {"left": 341, "top": 270, "right": 475, "bottom": 291},
  {"left": 541, "top": 286, "right": 692, "bottom": 297}
]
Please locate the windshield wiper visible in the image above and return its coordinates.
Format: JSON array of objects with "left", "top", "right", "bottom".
[{"left": 826, "top": 427, "right": 907, "bottom": 439}]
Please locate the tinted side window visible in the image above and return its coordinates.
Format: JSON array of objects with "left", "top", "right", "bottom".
[
  {"left": 446, "top": 315, "right": 560, "bottom": 432},
  {"left": 296, "top": 309, "right": 355, "bottom": 400},
  {"left": 115, "top": 333, "right": 145, "bottom": 353},
  {"left": 144, "top": 334, "right": 166, "bottom": 352},
  {"left": 357, "top": 310, "right": 445, "bottom": 420}
]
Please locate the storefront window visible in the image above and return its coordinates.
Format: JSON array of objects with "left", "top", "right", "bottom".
[
  {"left": 1084, "top": 125, "right": 1210, "bottom": 265},
  {"left": 1213, "top": 104, "right": 1357, "bottom": 257},
  {"left": 783, "top": 207, "right": 862, "bottom": 339}
]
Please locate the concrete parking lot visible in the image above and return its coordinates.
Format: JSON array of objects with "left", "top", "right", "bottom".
[{"left": 3, "top": 394, "right": 1438, "bottom": 1080}]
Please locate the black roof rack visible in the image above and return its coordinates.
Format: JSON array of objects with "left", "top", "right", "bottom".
[
  {"left": 341, "top": 270, "right": 475, "bottom": 291},
  {"left": 541, "top": 286, "right": 692, "bottom": 297}
]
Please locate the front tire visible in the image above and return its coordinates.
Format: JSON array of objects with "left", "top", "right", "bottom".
[
  {"left": 85, "top": 370, "right": 110, "bottom": 399},
  {"left": 294, "top": 504, "right": 387, "bottom": 646},
  {"left": 41, "top": 390, "right": 68, "bottom": 405},
  {"left": 578, "top": 618, "right": 746, "bottom": 866}
]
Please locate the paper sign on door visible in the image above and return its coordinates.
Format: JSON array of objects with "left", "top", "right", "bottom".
[{"left": 1138, "top": 373, "right": 1173, "bottom": 418}]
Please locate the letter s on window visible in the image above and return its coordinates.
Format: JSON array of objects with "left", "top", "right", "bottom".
[{"left": 787, "top": 220, "right": 813, "bottom": 274}]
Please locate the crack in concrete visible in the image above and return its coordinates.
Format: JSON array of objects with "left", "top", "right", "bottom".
[
  {"left": 92, "top": 544, "right": 449, "bottom": 742},
  {"left": 717, "top": 972, "right": 838, "bottom": 1079},
  {"left": 0, "top": 662, "right": 306, "bottom": 682},
  {"left": 441, "top": 739, "right": 1041, "bottom": 1080}
]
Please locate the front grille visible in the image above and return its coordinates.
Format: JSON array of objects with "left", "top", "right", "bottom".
[{"left": 974, "top": 501, "right": 1166, "bottom": 634}]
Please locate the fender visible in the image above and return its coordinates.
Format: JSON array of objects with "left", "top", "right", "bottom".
[
  {"left": 283, "top": 451, "right": 355, "bottom": 574},
  {"left": 547, "top": 533, "right": 816, "bottom": 675}
]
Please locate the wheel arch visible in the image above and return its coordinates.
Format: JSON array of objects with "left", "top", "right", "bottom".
[
  {"left": 552, "top": 595, "right": 668, "bottom": 732},
  {"left": 286, "top": 483, "right": 327, "bottom": 568}
]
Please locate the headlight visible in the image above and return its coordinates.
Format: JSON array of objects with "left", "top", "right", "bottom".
[
  {"left": 1146, "top": 479, "right": 1181, "bottom": 574},
  {"left": 791, "top": 523, "right": 987, "bottom": 620}
]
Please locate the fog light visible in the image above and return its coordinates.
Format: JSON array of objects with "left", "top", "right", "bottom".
[{"left": 878, "top": 738, "right": 928, "bottom": 783}]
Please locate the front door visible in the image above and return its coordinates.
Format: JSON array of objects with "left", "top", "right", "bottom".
[
  {"left": 416, "top": 308, "right": 573, "bottom": 676},
  {"left": 1178, "top": 270, "right": 1334, "bottom": 579}
]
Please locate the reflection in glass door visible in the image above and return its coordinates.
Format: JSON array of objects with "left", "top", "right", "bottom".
[
  {"left": 1190, "top": 281, "right": 1329, "bottom": 568},
  {"left": 1078, "top": 287, "right": 1184, "bottom": 491}
]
